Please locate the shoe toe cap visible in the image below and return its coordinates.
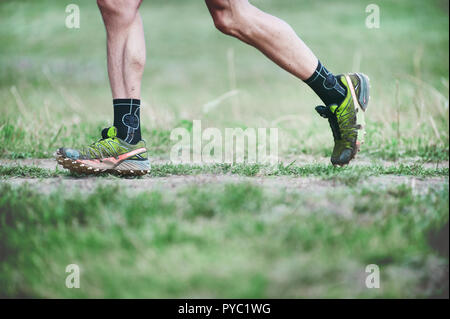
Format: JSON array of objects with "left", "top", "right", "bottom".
[
  {"left": 339, "top": 149, "right": 353, "bottom": 162},
  {"left": 331, "top": 149, "right": 353, "bottom": 166},
  {"left": 59, "top": 147, "right": 81, "bottom": 160}
]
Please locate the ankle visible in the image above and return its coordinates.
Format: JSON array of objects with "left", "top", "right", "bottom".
[{"left": 113, "top": 98, "right": 142, "bottom": 144}]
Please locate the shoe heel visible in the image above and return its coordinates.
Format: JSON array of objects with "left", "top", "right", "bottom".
[
  {"left": 345, "top": 74, "right": 369, "bottom": 145},
  {"left": 356, "top": 108, "right": 366, "bottom": 145},
  {"left": 356, "top": 73, "right": 371, "bottom": 112},
  {"left": 356, "top": 73, "right": 370, "bottom": 145},
  {"left": 346, "top": 73, "right": 371, "bottom": 113}
]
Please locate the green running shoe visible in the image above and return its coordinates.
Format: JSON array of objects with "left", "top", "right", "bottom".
[
  {"left": 315, "top": 73, "right": 370, "bottom": 166},
  {"left": 55, "top": 126, "right": 149, "bottom": 176}
]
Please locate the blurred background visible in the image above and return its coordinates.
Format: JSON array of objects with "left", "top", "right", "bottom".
[{"left": 0, "top": 0, "right": 448, "bottom": 161}]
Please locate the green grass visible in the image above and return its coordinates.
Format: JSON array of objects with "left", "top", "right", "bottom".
[
  {"left": 0, "top": 165, "right": 64, "bottom": 179},
  {"left": 1, "top": 163, "right": 448, "bottom": 180},
  {"left": 0, "top": 182, "right": 448, "bottom": 298},
  {"left": 148, "top": 162, "right": 449, "bottom": 182}
]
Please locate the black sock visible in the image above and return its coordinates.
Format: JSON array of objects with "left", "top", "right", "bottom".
[
  {"left": 305, "top": 61, "right": 347, "bottom": 106},
  {"left": 113, "top": 98, "right": 141, "bottom": 144}
]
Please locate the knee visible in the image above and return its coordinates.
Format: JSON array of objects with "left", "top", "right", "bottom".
[
  {"left": 211, "top": 9, "right": 236, "bottom": 36},
  {"left": 97, "top": 0, "right": 142, "bottom": 24},
  {"left": 207, "top": 0, "right": 250, "bottom": 37}
]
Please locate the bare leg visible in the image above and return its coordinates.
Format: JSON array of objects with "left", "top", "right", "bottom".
[
  {"left": 205, "top": 0, "right": 318, "bottom": 81},
  {"left": 56, "top": 0, "right": 148, "bottom": 175},
  {"left": 123, "top": 14, "right": 146, "bottom": 98},
  {"left": 97, "top": 0, "right": 146, "bottom": 99}
]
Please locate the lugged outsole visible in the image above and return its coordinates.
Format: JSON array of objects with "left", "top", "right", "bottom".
[
  {"left": 55, "top": 151, "right": 150, "bottom": 177},
  {"left": 348, "top": 73, "right": 370, "bottom": 156}
]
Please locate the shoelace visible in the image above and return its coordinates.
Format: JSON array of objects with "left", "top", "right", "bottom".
[
  {"left": 80, "top": 127, "right": 121, "bottom": 159},
  {"left": 81, "top": 138, "right": 120, "bottom": 159}
]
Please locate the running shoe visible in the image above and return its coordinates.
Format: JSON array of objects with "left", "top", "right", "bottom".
[
  {"left": 315, "top": 73, "right": 370, "bottom": 166},
  {"left": 55, "top": 126, "right": 149, "bottom": 176}
]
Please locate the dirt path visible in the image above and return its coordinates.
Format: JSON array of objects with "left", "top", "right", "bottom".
[
  {"left": 1, "top": 159, "right": 447, "bottom": 194},
  {"left": 1, "top": 174, "right": 446, "bottom": 194}
]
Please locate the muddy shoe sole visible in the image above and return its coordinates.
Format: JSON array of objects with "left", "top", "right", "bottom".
[
  {"left": 346, "top": 72, "right": 371, "bottom": 161},
  {"left": 55, "top": 150, "right": 150, "bottom": 177}
]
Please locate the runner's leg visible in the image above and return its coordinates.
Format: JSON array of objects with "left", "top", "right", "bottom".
[
  {"left": 98, "top": 0, "right": 145, "bottom": 99},
  {"left": 97, "top": 0, "right": 145, "bottom": 144},
  {"left": 205, "top": 0, "right": 371, "bottom": 166},
  {"left": 205, "top": 0, "right": 317, "bottom": 81}
]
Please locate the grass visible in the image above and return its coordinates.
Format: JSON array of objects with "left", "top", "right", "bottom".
[
  {"left": 1, "top": 163, "right": 448, "bottom": 180},
  {"left": 149, "top": 162, "right": 450, "bottom": 182},
  {"left": 0, "top": 182, "right": 448, "bottom": 298},
  {"left": 0, "top": 165, "right": 64, "bottom": 179},
  {"left": 0, "top": 0, "right": 448, "bottom": 299}
]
